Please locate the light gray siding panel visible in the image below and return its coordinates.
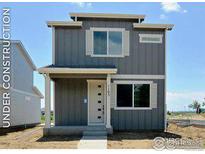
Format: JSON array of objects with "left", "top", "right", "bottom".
[
  {"left": 12, "top": 44, "right": 34, "bottom": 93},
  {"left": 0, "top": 90, "right": 41, "bottom": 127},
  {"left": 55, "top": 20, "right": 165, "bottom": 75},
  {"left": 111, "top": 79, "right": 165, "bottom": 130},
  {"left": 55, "top": 78, "right": 87, "bottom": 126}
]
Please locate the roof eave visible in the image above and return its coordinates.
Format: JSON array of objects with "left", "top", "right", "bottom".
[
  {"left": 133, "top": 23, "right": 174, "bottom": 31},
  {"left": 69, "top": 12, "right": 145, "bottom": 21},
  {"left": 38, "top": 67, "right": 117, "bottom": 74},
  {"left": 0, "top": 40, "right": 37, "bottom": 70},
  {"left": 47, "top": 21, "right": 83, "bottom": 27}
]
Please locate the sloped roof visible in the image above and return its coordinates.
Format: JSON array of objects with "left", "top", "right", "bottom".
[{"left": 0, "top": 40, "right": 37, "bottom": 70}]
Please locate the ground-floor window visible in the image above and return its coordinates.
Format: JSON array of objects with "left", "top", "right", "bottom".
[{"left": 117, "top": 83, "right": 150, "bottom": 108}]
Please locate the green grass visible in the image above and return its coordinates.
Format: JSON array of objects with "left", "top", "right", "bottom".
[{"left": 41, "top": 114, "right": 54, "bottom": 124}]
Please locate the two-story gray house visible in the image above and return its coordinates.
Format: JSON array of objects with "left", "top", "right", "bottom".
[
  {"left": 0, "top": 40, "right": 43, "bottom": 127},
  {"left": 38, "top": 13, "right": 173, "bottom": 136}
]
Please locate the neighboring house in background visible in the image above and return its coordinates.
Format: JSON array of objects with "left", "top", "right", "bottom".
[
  {"left": 38, "top": 13, "right": 173, "bottom": 136},
  {"left": 0, "top": 40, "right": 43, "bottom": 127}
]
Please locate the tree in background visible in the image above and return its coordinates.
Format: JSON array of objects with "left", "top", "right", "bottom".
[{"left": 188, "top": 99, "right": 205, "bottom": 114}]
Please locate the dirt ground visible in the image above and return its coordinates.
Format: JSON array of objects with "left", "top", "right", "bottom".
[
  {"left": 108, "top": 123, "right": 205, "bottom": 149},
  {"left": 0, "top": 123, "right": 205, "bottom": 149},
  {"left": 0, "top": 126, "right": 80, "bottom": 149},
  {"left": 168, "top": 113, "right": 205, "bottom": 120}
]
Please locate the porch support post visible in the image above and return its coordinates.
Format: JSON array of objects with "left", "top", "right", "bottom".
[
  {"left": 106, "top": 74, "right": 111, "bottom": 128},
  {"left": 44, "top": 74, "right": 51, "bottom": 128}
]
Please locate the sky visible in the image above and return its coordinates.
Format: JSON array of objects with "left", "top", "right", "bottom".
[{"left": 0, "top": 2, "right": 205, "bottom": 111}]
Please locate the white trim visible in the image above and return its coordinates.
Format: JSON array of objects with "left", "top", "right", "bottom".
[
  {"left": 90, "top": 27, "right": 125, "bottom": 31},
  {"left": 91, "top": 55, "right": 124, "bottom": 58},
  {"left": 45, "top": 74, "right": 51, "bottom": 128},
  {"left": 70, "top": 13, "right": 145, "bottom": 20},
  {"left": 113, "top": 80, "right": 152, "bottom": 110},
  {"left": 113, "top": 80, "right": 153, "bottom": 84},
  {"left": 114, "top": 107, "right": 152, "bottom": 110},
  {"left": 38, "top": 67, "right": 117, "bottom": 74},
  {"left": 87, "top": 80, "right": 106, "bottom": 126},
  {"left": 139, "top": 34, "right": 163, "bottom": 44},
  {"left": 111, "top": 74, "right": 165, "bottom": 79},
  {"left": 87, "top": 80, "right": 89, "bottom": 125},
  {"left": 87, "top": 80, "right": 106, "bottom": 83},
  {"left": 133, "top": 23, "right": 174, "bottom": 31},
  {"left": 53, "top": 81, "right": 55, "bottom": 126},
  {"left": 52, "top": 27, "right": 55, "bottom": 65},
  {"left": 164, "top": 30, "right": 167, "bottom": 131},
  {"left": 90, "top": 27, "right": 124, "bottom": 58},
  {"left": 106, "top": 74, "right": 111, "bottom": 128},
  {"left": 47, "top": 21, "right": 82, "bottom": 27}
]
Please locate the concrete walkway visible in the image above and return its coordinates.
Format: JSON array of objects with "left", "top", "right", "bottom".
[{"left": 77, "top": 136, "right": 107, "bottom": 149}]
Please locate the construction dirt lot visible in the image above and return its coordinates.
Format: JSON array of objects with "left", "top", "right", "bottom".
[{"left": 0, "top": 123, "right": 204, "bottom": 149}]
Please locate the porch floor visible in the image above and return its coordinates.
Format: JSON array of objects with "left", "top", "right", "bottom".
[{"left": 43, "top": 126, "right": 113, "bottom": 136}]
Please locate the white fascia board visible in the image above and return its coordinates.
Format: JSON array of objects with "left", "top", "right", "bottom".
[
  {"left": 133, "top": 23, "right": 174, "bottom": 31},
  {"left": 38, "top": 67, "right": 117, "bottom": 74},
  {"left": 47, "top": 21, "right": 82, "bottom": 27},
  {"left": 111, "top": 74, "right": 165, "bottom": 79},
  {"left": 69, "top": 12, "right": 145, "bottom": 20}
]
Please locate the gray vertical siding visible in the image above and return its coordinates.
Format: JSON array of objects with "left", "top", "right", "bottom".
[
  {"left": 54, "top": 78, "right": 164, "bottom": 130},
  {"left": 111, "top": 79, "right": 165, "bottom": 130},
  {"left": 54, "top": 19, "right": 165, "bottom": 75},
  {"left": 54, "top": 78, "right": 87, "bottom": 126}
]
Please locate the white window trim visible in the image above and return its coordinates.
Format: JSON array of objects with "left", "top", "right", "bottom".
[
  {"left": 113, "top": 80, "right": 153, "bottom": 110},
  {"left": 90, "top": 27, "right": 125, "bottom": 57},
  {"left": 139, "top": 34, "right": 163, "bottom": 43}
]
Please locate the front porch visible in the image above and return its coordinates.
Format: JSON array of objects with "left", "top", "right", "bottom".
[
  {"left": 38, "top": 66, "right": 117, "bottom": 136},
  {"left": 43, "top": 125, "right": 113, "bottom": 136}
]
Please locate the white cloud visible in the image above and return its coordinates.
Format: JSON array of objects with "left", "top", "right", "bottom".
[
  {"left": 71, "top": 2, "right": 92, "bottom": 8},
  {"left": 167, "top": 91, "right": 205, "bottom": 111},
  {"left": 160, "top": 14, "right": 167, "bottom": 20},
  {"left": 161, "top": 2, "right": 187, "bottom": 13}
]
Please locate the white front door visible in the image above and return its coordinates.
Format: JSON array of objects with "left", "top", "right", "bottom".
[{"left": 88, "top": 80, "right": 106, "bottom": 125}]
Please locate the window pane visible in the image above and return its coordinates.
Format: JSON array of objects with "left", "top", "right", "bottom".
[
  {"left": 94, "top": 31, "right": 107, "bottom": 55},
  {"left": 134, "top": 84, "right": 150, "bottom": 107},
  {"left": 117, "top": 84, "right": 132, "bottom": 107},
  {"left": 109, "top": 32, "right": 122, "bottom": 55}
]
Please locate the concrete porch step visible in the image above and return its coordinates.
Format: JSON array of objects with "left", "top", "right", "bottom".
[
  {"left": 86, "top": 126, "right": 107, "bottom": 131},
  {"left": 83, "top": 130, "right": 107, "bottom": 136}
]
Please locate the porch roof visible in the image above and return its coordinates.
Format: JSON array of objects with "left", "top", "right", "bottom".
[{"left": 38, "top": 65, "right": 117, "bottom": 74}]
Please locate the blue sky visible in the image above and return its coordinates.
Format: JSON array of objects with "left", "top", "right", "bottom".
[{"left": 0, "top": 2, "right": 205, "bottom": 111}]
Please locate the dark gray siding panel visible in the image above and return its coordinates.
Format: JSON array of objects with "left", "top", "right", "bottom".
[
  {"left": 111, "top": 79, "right": 165, "bottom": 130},
  {"left": 55, "top": 78, "right": 87, "bottom": 126},
  {"left": 55, "top": 20, "right": 165, "bottom": 75}
]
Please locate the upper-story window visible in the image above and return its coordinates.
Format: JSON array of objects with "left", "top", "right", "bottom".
[
  {"left": 86, "top": 28, "right": 130, "bottom": 57},
  {"left": 139, "top": 34, "right": 163, "bottom": 43},
  {"left": 93, "top": 30, "right": 122, "bottom": 56}
]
